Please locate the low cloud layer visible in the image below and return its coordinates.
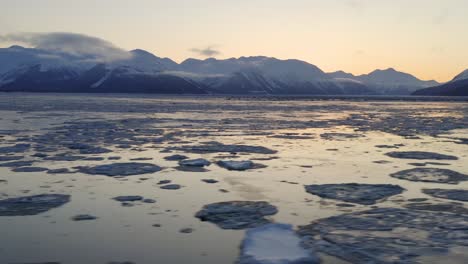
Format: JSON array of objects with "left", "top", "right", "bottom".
[
  {"left": 190, "top": 46, "right": 221, "bottom": 57},
  {"left": 0, "top": 32, "right": 131, "bottom": 62}
]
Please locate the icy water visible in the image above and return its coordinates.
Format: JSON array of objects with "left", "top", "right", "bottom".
[{"left": 0, "top": 93, "right": 467, "bottom": 264}]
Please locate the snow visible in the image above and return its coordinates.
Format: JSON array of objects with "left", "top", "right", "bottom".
[
  {"left": 453, "top": 69, "right": 468, "bottom": 82},
  {"left": 180, "top": 56, "right": 326, "bottom": 82},
  {"left": 161, "top": 70, "right": 226, "bottom": 80},
  {"left": 38, "top": 63, "right": 83, "bottom": 75},
  {"left": 239, "top": 223, "right": 319, "bottom": 264},
  {"left": 333, "top": 77, "right": 364, "bottom": 84},
  {"left": 91, "top": 68, "right": 112, "bottom": 88},
  {"left": 0, "top": 64, "right": 36, "bottom": 85}
]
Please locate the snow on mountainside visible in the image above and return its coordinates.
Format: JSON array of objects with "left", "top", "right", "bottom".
[
  {"left": 327, "top": 68, "right": 439, "bottom": 95},
  {"left": 177, "top": 56, "right": 375, "bottom": 95},
  {"left": 0, "top": 45, "right": 447, "bottom": 95},
  {"left": 0, "top": 45, "right": 174, "bottom": 76},
  {"left": 0, "top": 45, "right": 92, "bottom": 75},
  {"left": 359, "top": 68, "right": 438, "bottom": 87},
  {"left": 180, "top": 56, "right": 327, "bottom": 82},
  {"left": 125, "top": 49, "right": 178, "bottom": 72},
  {"left": 0, "top": 46, "right": 206, "bottom": 94},
  {"left": 452, "top": 69, "right": 468, "bottom": 82},
  {"left": 200, "top": 68, "right": 280, "bottom": 94}
]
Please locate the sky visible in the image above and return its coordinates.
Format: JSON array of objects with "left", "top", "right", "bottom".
[{"left": 1, "top": 0, "right": 467, "bottom": 82}]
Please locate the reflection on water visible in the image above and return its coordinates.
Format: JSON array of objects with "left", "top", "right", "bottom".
[{"left": 0, "top": 94, "right": 467, "bottom": 264}]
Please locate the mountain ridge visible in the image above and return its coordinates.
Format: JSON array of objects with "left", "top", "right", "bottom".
[
  {"left": 412, "top": 68, "right": 468, "bottom": 96},
  {"left": 0, "top": 45, "right": 447, "bottom": 95}
]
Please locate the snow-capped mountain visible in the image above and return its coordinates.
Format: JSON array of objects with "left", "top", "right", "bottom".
[
  {"left": 360, "top": 68, "right": 434, "bottom": 85},
  {"left": 180, "top": 56, "right": 327, "bottom": 82},
  {"left": 0, "top": 45, "right": 447, "bottom": 95},
  {"left": 0, "top": 45, "right": 206, "bottom": 93},
  {"left": 177, "top": 56, "right": 377, "bottom": 95},
  {"left": 328, "top": 70, "right": 356, "bottom": 79},
  {"left": 0, "top": 45, "right": 92, "bottom": 76},
  {"left": 413, "top": 69, "right": 468, "bottom": 96},
  {"left": 82, "top": 64, "right": 207, "bottom": 93},
  {"left": 327, "top": 68, "right": 439, "bottom": 95},
  {"left": 194, "top": 68, "right": 375, "bottom": 95},
  {"left": 121, "top": 49, "right": 178, "bottom": 73},
  {"left": 0, "top": 64, "right": 81, "bottom": 92}
]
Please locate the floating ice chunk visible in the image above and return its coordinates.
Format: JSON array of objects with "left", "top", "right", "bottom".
[
  {"left": 78, "top": 162, "right": 162, "bottom": 177},
  {"left": 217, "top": 160, "right": 254, "bottom": 171},
  {"left": 0, "top": 194, "right": 70, "bottom": 216},
  {"left": 385, "top": 151, "right": 458, "bottom": 160},
  {"left": 0, "top": 143, "right": 30, "bottom": 154},
  {"left": 164, "top": 154, "right": 188, "bottom": 161},
  {"left": 305, "top": 183, "right": 404, "bottom": 205},
  {"left": 390, "top": 168, "right": 468, "bottom": 184},
  {"left": 113, "top": 196, "right": 144, "bottom": 202},
  {"left": 179, "top": 158, "right": 211, "bottom": 167},
  {"left": 423, "top": 188, "right": 468, "bottom": 202},
  {"left": 238, "top": 223, "right": 319, "bottom": 264},
  {"left": 12, "top": 166, "right": 49, "bottom": 172},
  {"left": 72, "top": 214, "right": 98, "bottom": 221},
  {"left": 160, "top": 184, "right": 182, "bottom": 190},
  {"left": 195, "top": 201, "right": 278, "bottom": 229}
]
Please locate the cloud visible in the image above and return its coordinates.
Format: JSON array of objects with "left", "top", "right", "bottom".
[
  {"left": 0, "top": 32, "right": 131, "bottom": 62},
  {"left": 190, "top": 46, "right": 221, "bottom": 57}
]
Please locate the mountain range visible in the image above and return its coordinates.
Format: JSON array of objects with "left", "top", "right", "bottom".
[{"left": 0, "top": 45, "right": 465, "bottom": 95}]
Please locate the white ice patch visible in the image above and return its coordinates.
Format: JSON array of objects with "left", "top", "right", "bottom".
[
  {"left": 239, "top": 223, "right": 319, "bottom": 264},
  {"left": 91, "top": 68, "right": 112, "bottom": 88},
  {"left": 161, "top": 70, "right": 227, "bottom": 80},
  {"left": 333, "top": 77, "right": 364, "bottom": 85}
]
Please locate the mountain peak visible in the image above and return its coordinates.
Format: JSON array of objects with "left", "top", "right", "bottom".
[
  {"left": 355, "top": 67, "right": 440, "bottom": 89},
  {"left": 238, "top": 56, "right": 270, "bottom": 60},
  {"left": 130, "top": 49, "right": 157, "bottom": 58},
  {"left": 452, "top": 69, "right": 468, "bottom": 82},
  {"left": 370, "top": 67, "right": 400, "bottom": 74},
  {"left": 8, "top": 45, "right": 26, "bottom": 50},
  {"left": 328, "top": 70, "right": 356, "bottom": 79}
]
